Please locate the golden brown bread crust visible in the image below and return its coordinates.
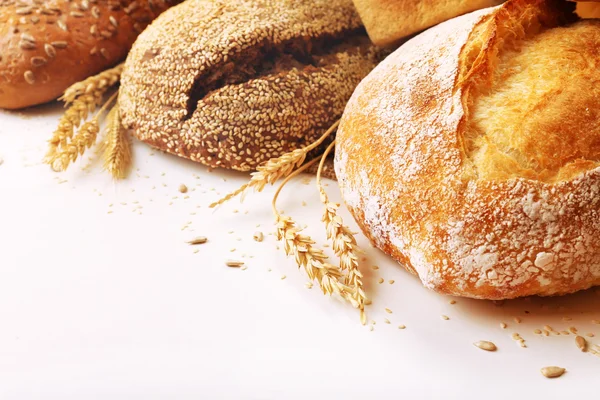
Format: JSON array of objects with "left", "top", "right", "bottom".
[
  {"left": 352, "top": 0, "right": 504, "bottom": 46},
  {"left": 335, "top": 0, "right": 600, "bottom": 300},
  {"left": 0, "top": 0, "right": 179, "bottom": 109},
  {"left": 119, "top": 0, "right": 383, "bottom": 172}
]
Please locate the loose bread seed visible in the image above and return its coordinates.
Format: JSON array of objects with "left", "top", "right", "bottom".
[
  {"left": 474, "top": 341, "right": 497, "bottom": 352},
  {"left": 575, "top": 335, "right": 587, "bottom": 352},
  {"left": 187, "top": 236, "right": 207, "bottom": 245},
  {"left": 178, "top": 184, "right": 188, "bottom": 193},
  {"left": 226, "top": 260, "right": 244, "bottom": 267},
  {"left": 253, "top": 232, "right": 264, "bottom": 242},
  {"left": 541, "top": 366, "right": 565, "bottom": 379}
]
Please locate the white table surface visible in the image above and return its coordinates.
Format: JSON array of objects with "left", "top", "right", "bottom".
[{"left": 1, "top": 103, "right": 599, "bottom": 399}]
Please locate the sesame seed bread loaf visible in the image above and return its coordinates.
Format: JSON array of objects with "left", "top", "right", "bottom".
[
  {"left": 352, "top": 0, "right": 505, "bottom": 46},
  {"left": 119, "top": 0, "right": 383, "bottom": 171},
  {"left": 335, "top": 0, "right": 600, "bottom": 300},
  {"left": 0, "top": 0, "right": 180, "bottom": 109}
]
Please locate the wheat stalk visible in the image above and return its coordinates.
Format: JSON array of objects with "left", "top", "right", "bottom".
[
  {"left": 48, "top": 92, "right": 118, "bottom": 171},
  {"left": 60, "top": 63, "right": 123, "bottom": 105},
  {"left": 209, "top": 120, "right": 340, "bottom": 208},
  {"left": 272, "top": 158, "right": 367, "bottom": 325},
  {"left": 316, "top": 140, "right": 367, "bottom": 314},
  {"left": 103, "top": 105, "right": 131, "bottom": 179}
]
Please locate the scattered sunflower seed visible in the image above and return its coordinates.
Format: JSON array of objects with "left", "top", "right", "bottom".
[
  {"left": 187, "top": 236, "right": 207, "bottom": 245},
  {"left": 575, "top": 335, "right": 587, "bottom": 352},
  {"left": 226, "top": 260, "right": 244, "bottom": 268},
  {"left": 474, "top": 341, "right": 497, "bottom": 352},
  {"left": 540, "top": 366, "right": 565, "bottom": 379},
  {"left": 253, "top": 232, "right": 264, "bottom": 242},
  {"left": 385, "top": 308, "right": 392, "bottom": 314},
  {"left": 441, "top": 315, "right": 450, "bottom": 320},
  {"left": 398, "top": 325, "right": 406, "bottom": 330},
  {"left": 179, "top": 184, "right": 188, "bottom": 193}
]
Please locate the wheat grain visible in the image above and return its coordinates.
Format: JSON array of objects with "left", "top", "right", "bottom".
[
  {"left": 60, "top": 63, "right": 123, "bottom": 105},
  {"left": 103, "top": 105, "right": 131, "bottom": 179},
  {"left": 316, "top": 139, "right": 367, "bottom": 314},
  {"left": 210, "top": 120, "right": 339, "bottom": 208}
]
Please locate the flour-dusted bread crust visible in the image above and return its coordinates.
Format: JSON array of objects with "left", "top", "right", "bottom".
[
  {"left": 0, "top": 0, "right": 179, "bottom": 109},
  {"left": 119, "top": 0, "right": 382, "bottom": 171},
  {"left": 352, "top": 0, "right": 504, "bottom": 46},
  {"left": 335, "top": 0, "right": 600, "bottom": 300}
]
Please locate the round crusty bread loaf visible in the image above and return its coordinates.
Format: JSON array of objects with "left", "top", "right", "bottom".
[
  {"left": 119, "top": 0, "right": 382, "bottom": 172},
  {"left": 335, "top": 0, "right": 600, "bottom": 300},
  {"left": 0, "top": 0, "right": 180, "bottom": 109}
]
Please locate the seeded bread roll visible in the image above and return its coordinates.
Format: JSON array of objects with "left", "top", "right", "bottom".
[
  {"left": 335, "top": 0, "right": 600, "bottom": 300},
  {"left": 119, "top": 0, "right": 382, "bottom": 171},
  {"left": 0, "top": 0, "right": 180, "bottom": 109},
  {"left": 352, "top": 0, "right": 505, "bottom": 46}
]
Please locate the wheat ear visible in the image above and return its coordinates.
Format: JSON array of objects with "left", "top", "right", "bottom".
[
  {"left": 46, "top": 64, "right": 123, "bottom": 161},
  {"left": 272, "top": 158, "right": 367, "bottom": 325},
  {"left": 316, "top": 140, "right": 367, "bottom": 315},
  {"left": 45, "top": 92, "right": 103, "bottom": 161},
  {"left": 60, "top": 63, "right": 123, "bottom": 105},
  {"left": 49, "top": 92, "right": 118, "bottom": 172},
  {"left": 209, "top": 120, "right": 340, "bottom": 208},
  {"left": 103, "top": 105, "right": 131, "bottom": 179}
]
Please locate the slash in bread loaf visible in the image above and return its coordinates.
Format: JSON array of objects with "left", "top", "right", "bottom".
[{"left": 335, "top": 0, "right": 600, "bottom": 299}]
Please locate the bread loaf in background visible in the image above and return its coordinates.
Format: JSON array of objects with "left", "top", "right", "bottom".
[
  {"left": 336, "top": 0, "right": 600, "bottom": 299},
  {"left": 352, "top": 0, "right": 505, "bottom": 46},
  {"left": 578, "top": 1, "right": 600, "bottom": 18},
  {"left": 0, "top": 0, "right": 180, "bottom": 110},
  {"left": 120, "top": 0, "right": 384, "bottom": 172}
]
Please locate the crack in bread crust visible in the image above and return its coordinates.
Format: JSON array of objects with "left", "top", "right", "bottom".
[{"left": 459, "top": 3, "right": 600, "bottom": 183}]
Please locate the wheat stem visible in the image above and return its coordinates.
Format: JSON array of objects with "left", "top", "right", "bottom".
[
  {"left": 316, "top": 140, "right": 367, "bottom": 315},
  {"left": 210, "top": 120, "right": 340, "bottom": 208}
]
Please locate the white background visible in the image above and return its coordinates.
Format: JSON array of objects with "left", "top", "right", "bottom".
[{"left": 1, "top": 104, "right": 599, "bottom": 399}]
